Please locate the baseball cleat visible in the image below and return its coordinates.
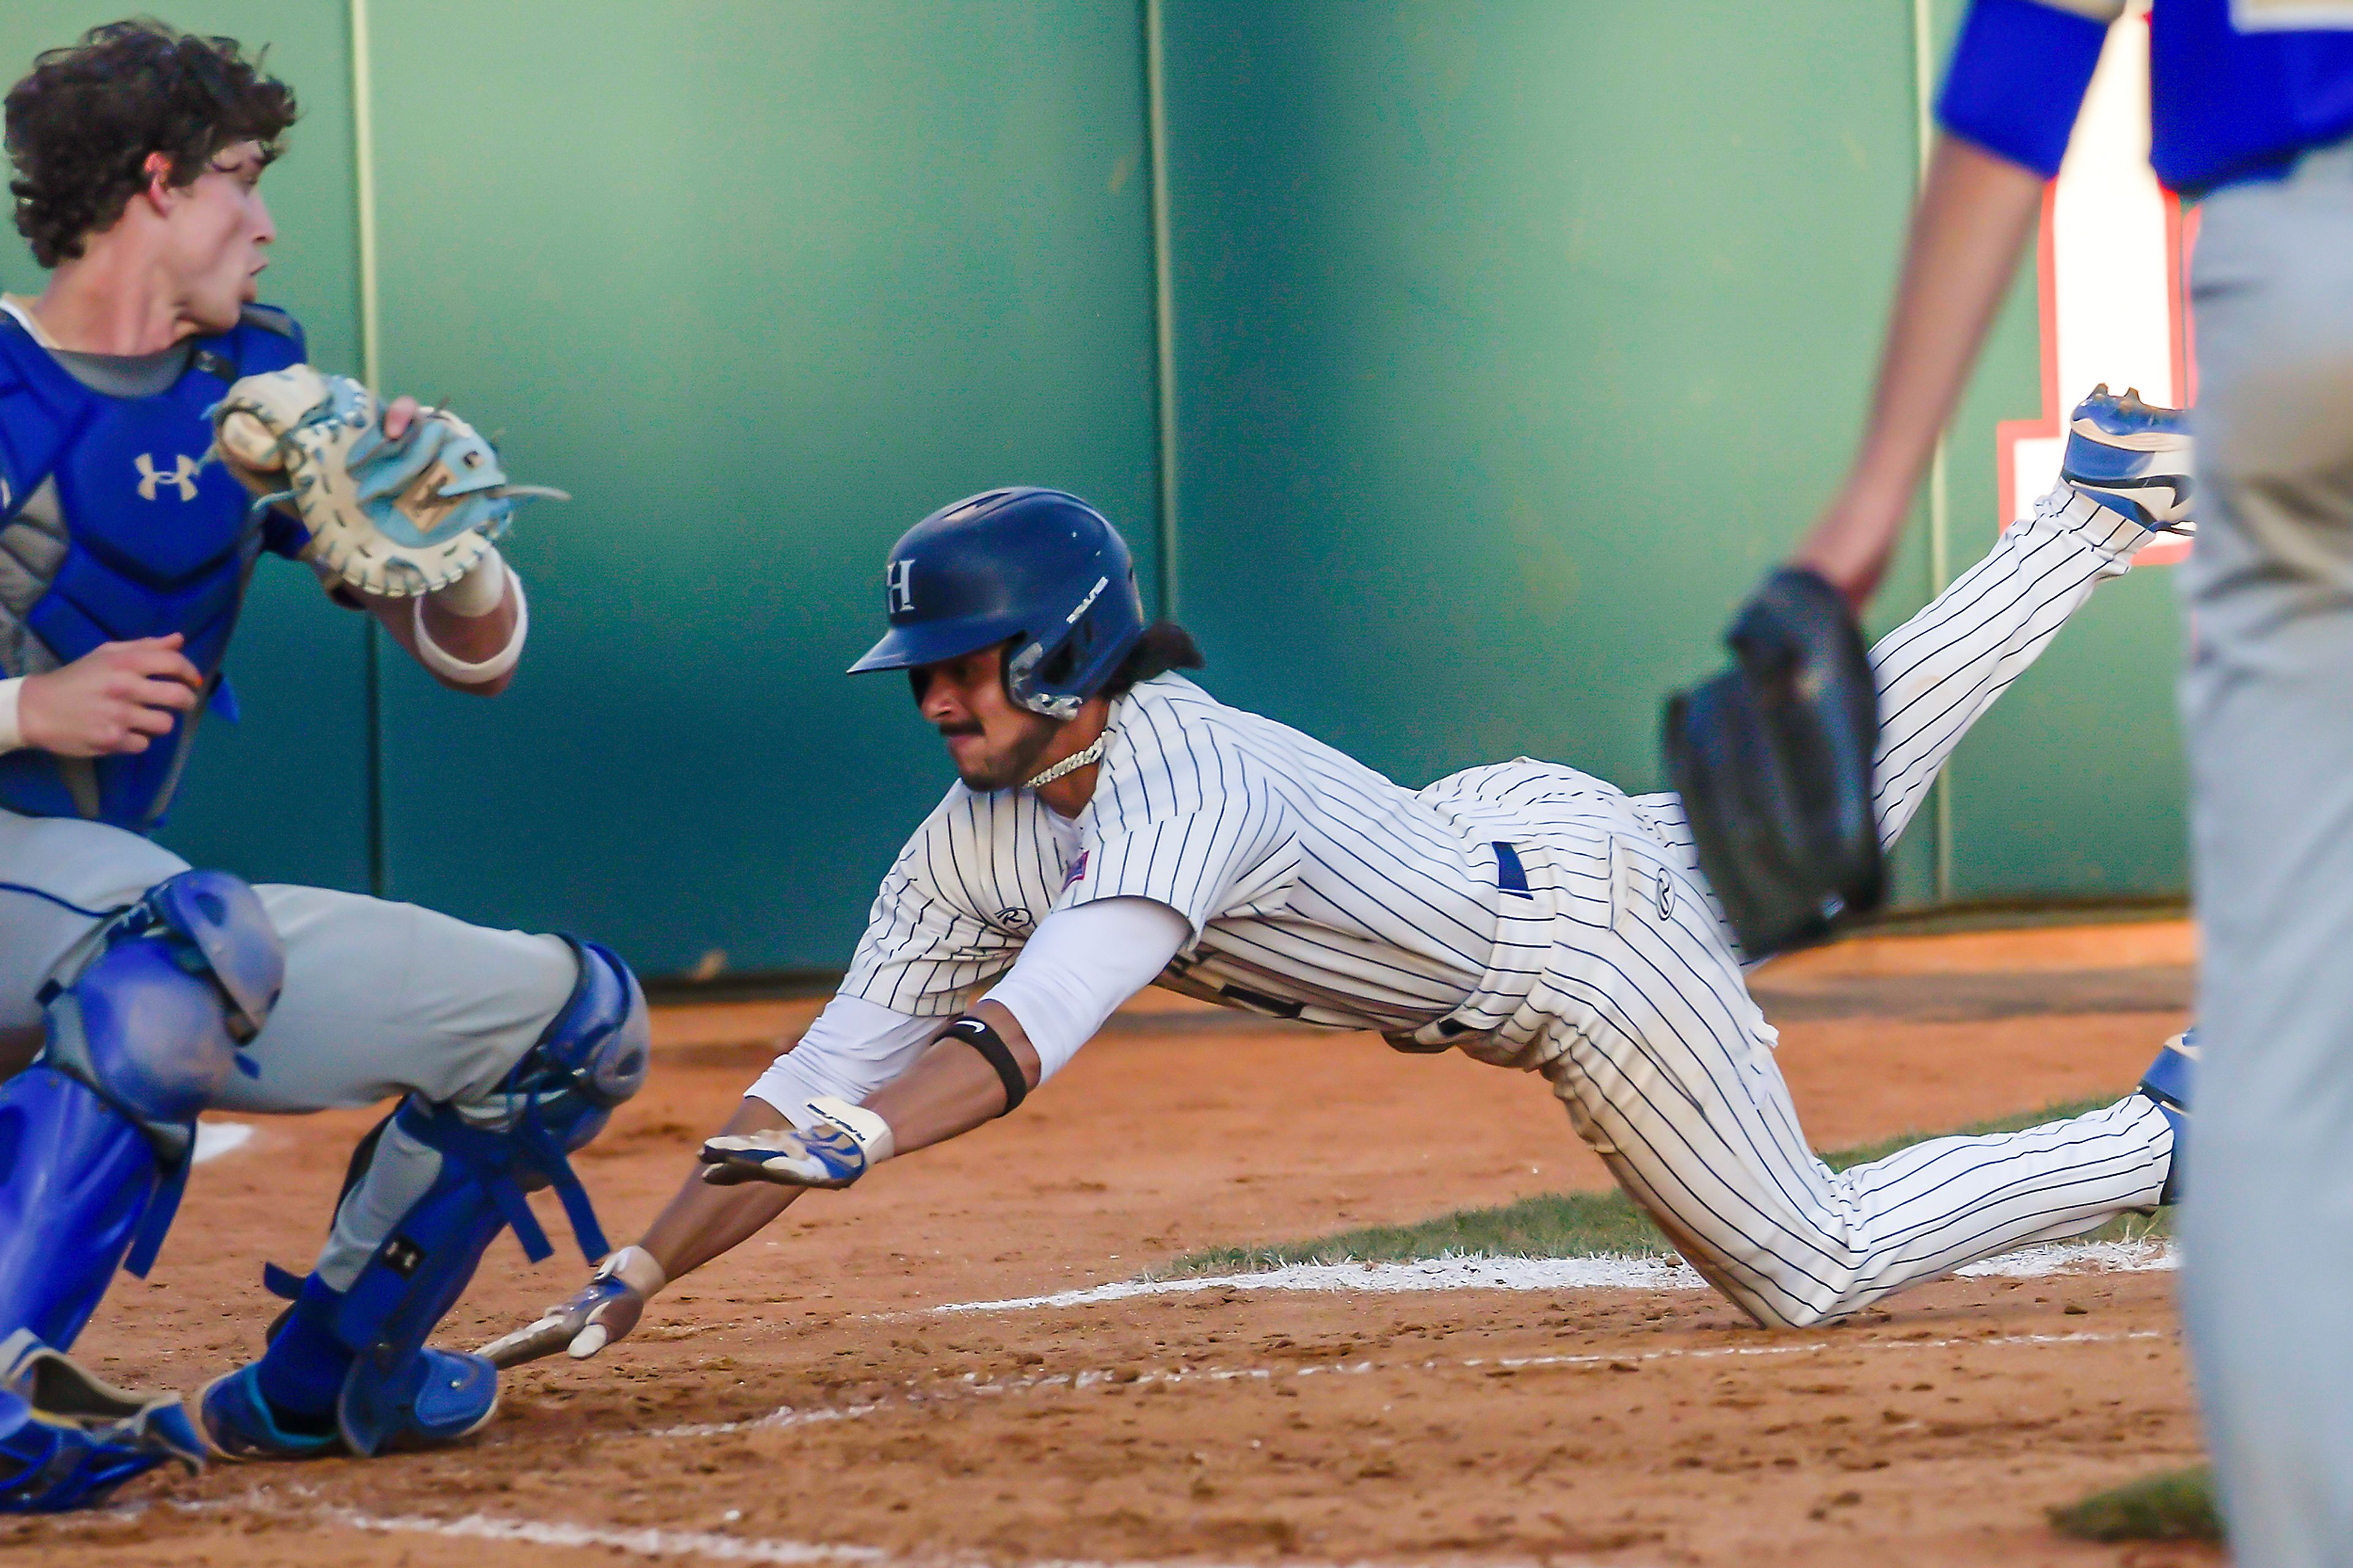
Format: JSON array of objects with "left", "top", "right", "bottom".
[
  {"left": 2060, "top": 384, "right": 2194, "bottom": 532},
  {"left": 2139, "top": 1027, "right": 2196, "bottom": 1206},
  {"left": 336, "top": 1347, "right": 499, "bottom": 1456},
  {"left": 196, "top": 1365, "right": 339, "bottom": 1461}
]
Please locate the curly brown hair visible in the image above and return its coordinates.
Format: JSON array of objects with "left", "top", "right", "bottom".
[{"left": 5, "top": 19, "right": 297, "bottom": 268}]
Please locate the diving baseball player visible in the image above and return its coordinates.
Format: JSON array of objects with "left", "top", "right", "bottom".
[
  {"left": 0, "top": 23, "right": 647, "bottom": 1509},
  {"left": 488, "top": 444, "right": 2192, "bottom": 1369}
]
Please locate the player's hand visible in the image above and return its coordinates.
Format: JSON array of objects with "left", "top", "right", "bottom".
[
  {"left": 381, "top": 394, "right": 420, "bottom": 440},
  {"left": 17, "top": 636, "right": 202, "bottom": 757},
  {"left": 699, "top": 1123, "right": 871, "bottom": 1189},
  {"left": 478, "top": 1245, "right": 664, "bottom": 1367}
]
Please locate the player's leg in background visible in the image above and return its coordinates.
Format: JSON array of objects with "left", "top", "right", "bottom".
[
  {"left": 1862, "top": 483, "right": 2161, "bottom": 849},
  {"left": 199, "top": 888, "right": 649, "bottom": 1460},
  {"left": 2169, "top": 150, "right": 2353, "bottom": 1566},
  {"left": 1536, "top": 829, "right": 2172, "bottom": 1330},
  {"left": 1626, "top": 480, "right": 2166, "bottom": 919}
]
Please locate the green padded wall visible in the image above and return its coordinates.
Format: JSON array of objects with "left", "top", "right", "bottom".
[
  {"left": 0, "top": 4, "right": 372, "bottom": 892},
  {"left": 362, "top": 1, "right": 1160, "bottom": 973},
  {"left": 0, "top": 3, "right": 2190, "bottom": 975},
  {"left": 1155, "top": 0, "right": 1944, "bottom": 902}
]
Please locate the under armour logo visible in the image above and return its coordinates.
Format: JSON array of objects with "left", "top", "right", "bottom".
[
  {"left": 134, "top": 452, "right": 203, "bottom": 502},
  {"left": 886, "top": 559, "right": 916, "bottom": 615}
]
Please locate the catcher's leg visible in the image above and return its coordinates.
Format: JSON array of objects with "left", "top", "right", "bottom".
[
  {"left": 1629, "top": 485, "right": 2160, "bottom": 871},
  {"left": 199, "top": 906, "right": 648, "bottom": 1459},
  {"left": 0, "top": 870, "right": 279, "bottom": 1507},
  {"left": 1540, "top": 835, "right": 2174, "bottom": 1328}
]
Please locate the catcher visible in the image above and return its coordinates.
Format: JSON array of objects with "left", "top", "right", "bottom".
[
  {"left": 0, "top": 22, "right": 645, "bottom": 1508},
  {"left": 489, "top": 458, "right": 2191, "bottom": 1372}
]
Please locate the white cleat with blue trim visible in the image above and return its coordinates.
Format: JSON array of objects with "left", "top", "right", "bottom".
[{"left": 2060, "top": 384, "right": 2194, "bottom": 533}]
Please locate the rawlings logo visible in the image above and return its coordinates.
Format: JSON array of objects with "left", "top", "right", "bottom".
[
  {"left": 995, "top": 907, "right": 1034, "bottom": 930},
  {"left": 134, "top": 452, "right": 203, "bottom": 502},
  {"left": 1064, "top": 574, "right": 1109, "bottom": 625}
]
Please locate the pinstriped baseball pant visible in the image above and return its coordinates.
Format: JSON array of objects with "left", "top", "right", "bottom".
[{"left": 1544, "top": 485, "right": 2174, "bottom": 1328}]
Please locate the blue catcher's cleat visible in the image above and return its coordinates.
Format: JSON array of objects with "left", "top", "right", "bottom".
[
  {"left": 0, "top": 1332, "right": 204, "bottom": 1511},
  {"left": 197, "top": 1365, "right": 339, "bottom": 1461},
  {"left": 337, "top": 1347, "right": 498, "bottom": 1456},
  {"left": 2139, "top": 1028, "right": 2197, "bottom": 1206},
  {"left": 2060, "top": 384, "right": 2194, "bottom": 532},
  {"left": 202, "top": 1347, "right": 498, "bottom": 1461}
]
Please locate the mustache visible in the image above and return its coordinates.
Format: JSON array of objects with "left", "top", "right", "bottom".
[{"left": 934, "top": 719, "right": 985, "bottom": 739}]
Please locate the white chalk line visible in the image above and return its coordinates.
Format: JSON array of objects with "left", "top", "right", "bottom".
[
  {"left": 648, "top": 1326, "right": 2170, "bottom": 1442},
  {"left": 30, "top": 1487, "right": 1594, "bottom": 1568},
  {"left": 933, "top": 1239, "right": 2177, "bottom": 1314},
  {"left": 191, "top": 1119, "right": 254, "bottom": 1165},
  {"left": 319, "top": 1501, "right": 1563, "bottom": 1568},
  {"left": 329, "top": 1506, "right": 884, "bottom": 1564}
]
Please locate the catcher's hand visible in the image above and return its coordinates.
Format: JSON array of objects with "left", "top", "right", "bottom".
[
  {"left": 478, "top": 1246, "right": 664, "bottom": 1368},
  {"left": 209, "top": 365, "right": 566, "bottom": 599},
  {"left": 1661, "top": 566, "right": 1885, "bottom": 959}
]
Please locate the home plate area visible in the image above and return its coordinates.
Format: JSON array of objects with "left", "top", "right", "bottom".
[{"left": 10, "top": 923, "right": 2209, "bottom": 1567}]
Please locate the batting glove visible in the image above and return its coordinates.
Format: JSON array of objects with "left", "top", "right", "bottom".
[
  {"left": 477, "top": 1244, "right": 665, "bottom": 1368},
  {"left": 699, "top": 1097, "right": 896, "bottom": 1189}
]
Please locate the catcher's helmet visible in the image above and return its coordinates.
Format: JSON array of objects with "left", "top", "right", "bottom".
[{"left": 850, "top": 488, "right": 1146, "bottom": 719}]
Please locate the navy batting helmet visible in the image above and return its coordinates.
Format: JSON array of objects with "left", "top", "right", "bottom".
[{"left": 849, "top": 488, "right": 1146, "bottom": 719}]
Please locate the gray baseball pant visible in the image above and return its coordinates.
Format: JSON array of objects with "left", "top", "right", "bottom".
[
  {"left": 0, "top": 807, "right": 578, "bottom": 1289},
  {"left": 2176, "top": 140, "right": 2353, "bottom": 1568}
]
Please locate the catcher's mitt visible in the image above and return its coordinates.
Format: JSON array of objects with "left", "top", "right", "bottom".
[
  {"left": 1662, "top": 567, "right": 1885, "bottom": 959},
  {"left": 210, "top": 365, "right": 566, "bottom": 597}
]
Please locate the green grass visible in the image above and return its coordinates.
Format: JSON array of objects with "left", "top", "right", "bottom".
[
  {"left": 2048, "top": 1468, "right": 2221, "bottom": 1542},
  {"left": 1161, "top": 1095, "right": 2172, "bottom": 1276}
]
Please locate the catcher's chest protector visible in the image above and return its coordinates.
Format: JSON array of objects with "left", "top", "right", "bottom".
[{"left": 0, "top": 309, "right": 303, "bottom": 830}]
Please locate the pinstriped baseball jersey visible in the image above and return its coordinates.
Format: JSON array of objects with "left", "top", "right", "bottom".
[
  {"left": 827, "top": 482, "right": 2176, "bottom": 1331},
  {"left": 841, "top": 672, "right": 1507, "bottom": 1032}
]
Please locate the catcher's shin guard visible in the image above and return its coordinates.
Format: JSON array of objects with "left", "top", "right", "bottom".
[
  {"left": 0, "top": 872, "right": 281, "bottom": 1350},
  {"left": 0, "top": 1331, "right": 204, "bottom": 1512},
  {"left": 248, "top": 939, "right": 648, "bottom": 1456}
]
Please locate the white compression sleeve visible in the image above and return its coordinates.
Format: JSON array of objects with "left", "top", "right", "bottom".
[
  {"left": 412, "top": 553, "right": 526, "bottom": 685},
  {"left": 747, "top": 993, "right": 945, "bottom": 1122},
  {"left": 980, "top": 897, "right": 1189, "bottom": 1083}
]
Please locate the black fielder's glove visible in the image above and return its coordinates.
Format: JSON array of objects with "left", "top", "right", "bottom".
[{"left": 1662, "top": 567, "right": 1885, "bottom": 959}]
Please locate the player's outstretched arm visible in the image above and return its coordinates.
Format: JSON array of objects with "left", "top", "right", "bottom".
[
  {"left": 482, "top": 900, "right": 1186, "bottom": 1368},
  {"left": 1790, "top": 134, "right": 2044, "bottom": 604},
  {"left": 479, "top": 1004, "right": 1043, "bottom": 1368}
]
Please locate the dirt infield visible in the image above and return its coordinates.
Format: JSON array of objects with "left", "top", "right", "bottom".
[{"left": 7, "top": 920, "right": 2218, "bottom": 1566}]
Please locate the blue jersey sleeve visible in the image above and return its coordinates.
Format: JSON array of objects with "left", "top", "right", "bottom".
[{"left": 1938, "top": 0, "right": 2121, "bottom": 179}]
